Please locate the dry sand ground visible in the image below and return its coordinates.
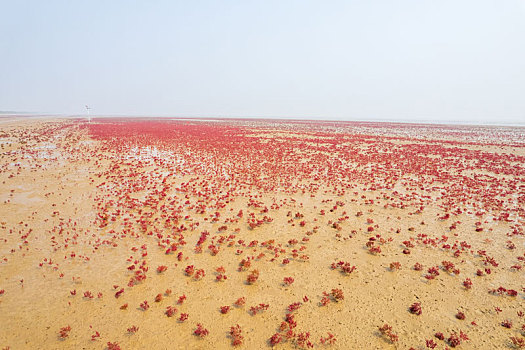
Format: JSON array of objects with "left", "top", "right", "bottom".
[{"left": 0, "top": 117, "right": 524, "bottom": 349}]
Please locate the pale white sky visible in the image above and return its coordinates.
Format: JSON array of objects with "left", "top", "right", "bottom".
[{"left": 1, "top": 0, "right": 524, "bottom": 123}]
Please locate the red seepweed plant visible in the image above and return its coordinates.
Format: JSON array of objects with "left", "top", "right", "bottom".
[
  {"left": 409, "top": 302, "right": 422, "bottom": 315},
  {"left": 58, "top": 326, "right": 71, "bottom": 339},
  {"left": 247, "top": 269, "right": 260, "bottom": 284},
  {"left": 139, "top": 300, "right": 150, "bottom": 311},
  {"left": 379, "top": 324, "right": 398, "bottom": 343},
  {"left": 230, "top": 325, "right": 244, "bottom": 346},
  {"left": 320, "top": 333, "right": 337, "bottom": 345},
  {"left": 249, "top": 303, "right": 269, "bottom": 315},
  {"left": 283, "top": 277, "right": 295, "bottom": 286},
  {"left": 194, "top": 323, "right": 209, "bottom": 338},
  {"left": 166, "top": 306, "right": 177, "bottom": 317},
  {"left": 234, "top": 297, "right": 246, "bottom": 307},
  {"left": 127, "top": 325, "right": 139, "bottom": 334}
]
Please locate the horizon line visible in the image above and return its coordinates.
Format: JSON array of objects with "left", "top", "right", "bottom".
[{"left": 1, "top": 112, "right": 525, "bottom": 128}]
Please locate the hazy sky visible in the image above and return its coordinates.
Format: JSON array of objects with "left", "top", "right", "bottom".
[{"left": 1, "top": 0, "right": 525, "bottom": 123}]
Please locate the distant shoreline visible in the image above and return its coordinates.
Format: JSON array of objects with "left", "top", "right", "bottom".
[{"left": 1, "top": 113, "right": 524, "bottom": 128}]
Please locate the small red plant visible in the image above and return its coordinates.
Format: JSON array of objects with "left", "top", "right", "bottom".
[
  {"left": 58, "top": 325, "right": 71, "bottom": 339},
  {"left": 320, "top": 332, "right": 337, "bottom": 345},
  {"left": 447, "top": 331, "right": 469, "bottom": 348},
  {"left": 115, "top": 288, "right": 124, "bottom": 298},
  {"left": 194, "top": 268, "right": 205, "bottom": 280},
  {"left": 220, "top": 305, "right": 231, "bottom": 314},
  {"left": 510, "top": 336, "right": 525, "bottom": 348},
  {"left": 463, "top": 278, "right": 472, "bottom": 289},
  {"left": 140, "top": 300, "right": 150, "bottom": 311},
  {"left": 369, "top": 246, "right": 381, "bottom": 255},
  {"left": 216, "top": 273, "right": 227, "bottom": 282},
  {"left": 331, "top": 288, "right": 344, "bottom": 301},
  {"left": 426, "top": 339, "right": 437, "bottom": 348},
  {"left": 178, "top": 313, "right": 188, "bottom": 322},
  {"left": 379, "top": 324, "right": 398, "bottom": 343},
  {"left": 247, "top": 269, "right": 260, "bottom": 284},
  {"left": 230, "top": 324, "right": 244, "bottom": 346},
  {"left": 194, "top": 323, "right": 209, "bottom": 338},
  {"left": 166, "top": 306, "right": 177, "bottom": 317},
  {"left": 283, "top": 277, "right": 295, "bottom": 286},
  {"left": 425, "top": 266, "right": 440, "bottom": 280},
  {"left": 270, "top": 333, "right": 282, "bottom": 346},
  {"left": 238, "top": 259, "right": 251, "bottom": 271},
  {"left": 502, "top": 319, "right": 513, "bottom": 328},
  {"left": 127, "top": 325, "right": 139, "bottom": 334},
  {"left": 331, "top": 261, "right": 357, "bottom": 275},
  {"left": 157, "top": 265, "right": 168, "bottom": 273},
  {"left": 409, "top": 302, "right": 422, "bottom": 315},
  {"left": 107, "top": 341, "right": 121, "bottom": 350},
  {"left": 390, "top": 262, "right": 401, "bottom": 271},
  {"left": 234, "top": 297, "right": 246, "bottom": 307},
  {"left": 442, "top": 260, "right": 455, "bottom": 272},
  {"left": 320, "top": 296, "right": 331, "bottom": 306},
  {"left": 185, "top": 265, "right": 195, "bottom": 276},
  {"left": 249, "top": 303, "right": 269, "bottom": 315},
  {"left": 287, "top": 302, "right": 302, "bottom": 312}
]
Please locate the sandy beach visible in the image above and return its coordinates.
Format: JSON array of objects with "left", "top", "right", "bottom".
[{"left": 0, "top": 117, "right": 524, "bottom": 349}]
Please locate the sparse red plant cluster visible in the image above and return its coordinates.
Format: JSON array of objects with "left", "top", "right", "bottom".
[
  {"left": 320, "top": 288, "right": 344, "bottom": 306},
  {"left": 229, "top": 324, "right": 244, "bottom": 346},
  {"left": 511, "top": 336, "right": 525, "bottom": 348},
  {"left": 330, "top": 261, "right": 357, "bottom": 275},
  {"left": 379, "top": 324, "right": 398, "bottom": 343},
  {"left": 249, "top": 303, "right": 269, "bottom": 315},
  {"left": 489, "top": 286, "right": 519, "bottom": 297},
  {"left": 434, "top": 330, "right": 469, "bottom": 348},
  {"left": 319, "top": 332, "right": 337, "bottom": 345}
]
